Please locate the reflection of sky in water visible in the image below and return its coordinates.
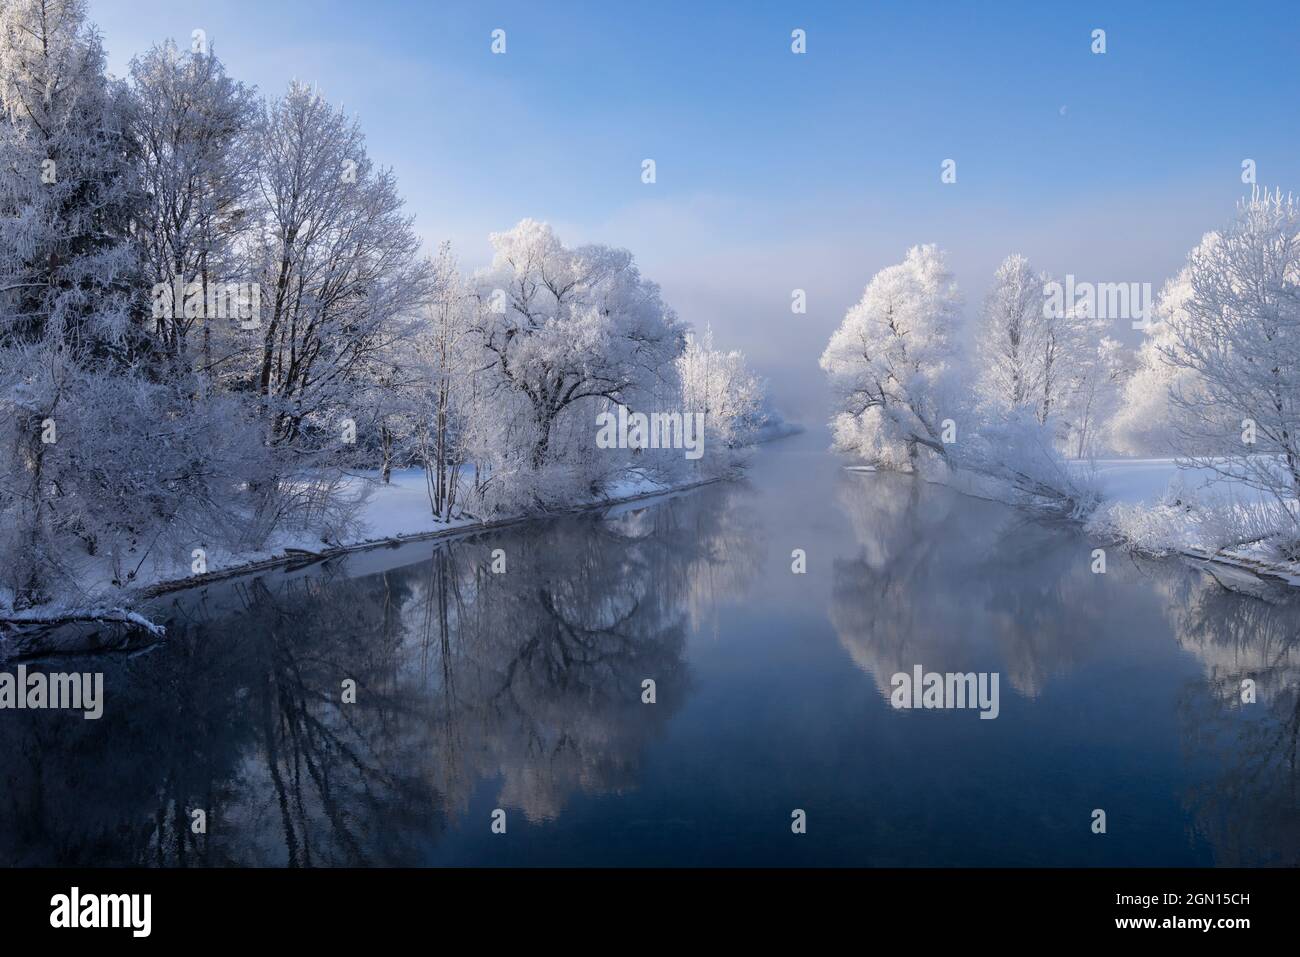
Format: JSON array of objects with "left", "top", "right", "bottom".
[{"left": 2, "top": 429, "right": 1298, "bottom": 866}]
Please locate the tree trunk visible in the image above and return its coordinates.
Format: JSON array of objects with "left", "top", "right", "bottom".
[
  {"left": 381, "top": 424, "right": 393, "bottom": 484},
  {"left": 531, "top": 411, "right": 554, "bottom": 468},
  {"left": 16, "top": 413, "right": 50, "bottom": 609}
]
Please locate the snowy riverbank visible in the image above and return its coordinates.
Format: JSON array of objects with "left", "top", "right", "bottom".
[
  {"left": 0, "top": 468, "right": 724, "bottom": 642},
  {"left": 1080, "top": 458, "right": 1300, "bottom": 586},
  {"left": 850, "top": 455, "right": 1300, "bottom": 590},
  {"left": 147, "top": 467, "right": 726, "bottom": 596}
]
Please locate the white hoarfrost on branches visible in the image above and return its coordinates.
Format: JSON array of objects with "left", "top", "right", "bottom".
[
  {"left": 823, "top": 246, "right": 1101, "bottom": 516},
  {"left": 820, "top": 243, "right": 962, "bottom": 472},
  {"left": 974, "top": 253, "right": 1050, "bottom": 414},
  {"left": 1088, "top": 193, "right": 1300, "bottom": 562},
  {"left": 249, "top": 81, "right": 433, "bottom": 453},
  {"left": 1107, "top": 268, "right": 1209, "bottom": 456},
  {"left": 0, "top": 0, "right": 138, "bottom": 609},
  {"left": 1088, "top": 192, "right": 1300, "bottom": 561},
  {"left": 1125, "top": 189, "right": 1300, "bottom": 556},
  {"left": 473, "top": 219, "right": 685, "bottom": 468},
  {"left": 0, "top": 0, "right": 774, "bottom": 624},
  {"left": 408, "top": 243, "right": 478, "bottom": 520},
  {"left": 1165, "top": 191, "right": 1300, "bottom": 502},
  {"left": 820, "top": 191, "right": 1300, "bottom": 564},
  {"left": 678, "top": 327, "right": 764, "bottom": 452},
  {"left": 128, "top": 38, "right": 257, "bottom": 361}
]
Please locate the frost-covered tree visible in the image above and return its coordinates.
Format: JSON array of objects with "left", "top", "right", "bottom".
[
  {"left": 1107, "top": 268, "right": 1208, "bottom": 455},
  {"left": 0, "top": 14, "right": 438, "bottom": 613},
  {"left": 963, "top": 299, "right": 1106, "bottom": 516},
  {"left": 820, "top": 244, "right": 962, "bottom": 471},
  {"left": 1068, "top": 335, "right": 1128, "bottom": 458},
  {"left": 0, "top": 0, "right": 137, "bottom": 349},
  {"left": 0, "top": 0, "right": 139, "bottom": 607},
  {"left": 1162, "top": 189, "right": 1300, "bottom": 512},
  {"left": 974, "top": 254, "right": 1049, "bottom": 412},
  {"left": 822, "top": 245, "right": 1098, "bottom": 514},
  {"left": 247, "top": 82, "right": 432, "bottom": 449},
  {"left": 127, "top": 40, "right": 257, "bottom": 363},
  {"left": 975, "top": 253, "right": 1126, "bottom": 458},
  {"left": 0, "top": 8, "right": 775, "bottom": 617},
  {"left": 1037, "top": 303, "right": 1118, "bottom": 458},
  {"left": 677, "top": 326, "right": 763, "bottom": 454},
  {"left": 473, "top": 220, "right": 686, "bottom": 470},
  {"left": 408, "top": 243, "right": 478, "bottom": 519}
]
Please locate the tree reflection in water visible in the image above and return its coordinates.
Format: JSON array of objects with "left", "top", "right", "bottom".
[
  {"left": 1166, "top": 573, "right": 1300, "bottom": 866},
  {"left": 7, "top": 463, "right": 1294, "bottom": 868},
  {"left": 829, "top": 469, "right": 1300, "bottom": 866},
  {"left": 0, "top": 483, "right": 759, "bottom": 866},
  {"left": 828, "top": 471, "right": 1105, "bottom": 699}
]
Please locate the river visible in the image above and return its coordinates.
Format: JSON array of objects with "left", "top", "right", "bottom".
[{"left": 2, "top": 428, "right": 1297, "bottom": 866}]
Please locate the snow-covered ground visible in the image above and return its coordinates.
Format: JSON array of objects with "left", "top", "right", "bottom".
[
  {"left": 343, "top": 467, "right": 474, "bottom": 541},
  {"left": 5, "top": 423, "right": 811, "bottom": 634},
  {"left": 1085, "top": 458, "right": 1269, "bottom": 508},
  {"left": 159, "top": 465, "right": 703, "bottom": 592},
  {"left": 0, "top": 467, "right": 714, "bottom": 635},
  {"left": 1078, "top": 457, "right": 1300, "bottom": 584}
]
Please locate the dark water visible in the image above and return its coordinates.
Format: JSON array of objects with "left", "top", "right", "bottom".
[{"left": 3, "top": 429, "right": 1298, "bottom": 867}]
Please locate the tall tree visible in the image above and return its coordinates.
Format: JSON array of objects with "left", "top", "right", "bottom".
[
  {"left": 0, "top": 0, "right": 137, "bottom": 349},
  {"left": 0, "top": 0, "right": 138, "bottom": 606},
  {"left": 127, "top": 40, "right": 257, "bottom": 362},
  {"left": 820, "top": 244, "right": 962, "bottom": 470},
  {"left": 974, "top": 253, "right": 1046, "bottom": 412},
  {"left": 677, "top": 326, "right": 763, "bottom": 453},
  {"left": 248, "top": 81, "right": 432, "bottom": 449},
  {"left": 1164, "top": 189, "right": 1300, "bottom": 510},
  {"left": 473, "top": 219, "right": 685, "bottom": 468}
]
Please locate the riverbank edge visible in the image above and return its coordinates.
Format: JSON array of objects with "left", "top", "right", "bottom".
[
  {"left": 140, "top": 474, "right": 726, "bottom": 598},
  {"left": 845, "top": 464, "right": 1300, "bottom": 595},
  {"left": 0, "top": 475, "right": 726, "bottom": 643}
]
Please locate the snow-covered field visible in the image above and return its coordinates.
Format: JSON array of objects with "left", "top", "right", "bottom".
[
  {"left": 1079, "top": 458, "right": 1300, "bottom": 584},
  {"left": 1086, "top": 458, "right": 1270, "bottom": 508}
]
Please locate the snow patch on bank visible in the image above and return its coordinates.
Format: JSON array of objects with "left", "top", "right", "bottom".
[
  {"left": 2, "top": 467, "right": 715, "bottom": 640},
  {"left": 1079, "top": 458, "right": 1300, "bottom": 583},
  {"left": 846, "top": 455, "right": 1300, "bottom": 588}
]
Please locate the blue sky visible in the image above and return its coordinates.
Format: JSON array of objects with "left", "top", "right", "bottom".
[{"left": 93, "top": 0, "right": 1300, "bottom": 421}]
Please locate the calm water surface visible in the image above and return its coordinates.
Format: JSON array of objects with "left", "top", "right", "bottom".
[{"left": 3, "top": 429, "right": 1298, "bottom": 866}]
